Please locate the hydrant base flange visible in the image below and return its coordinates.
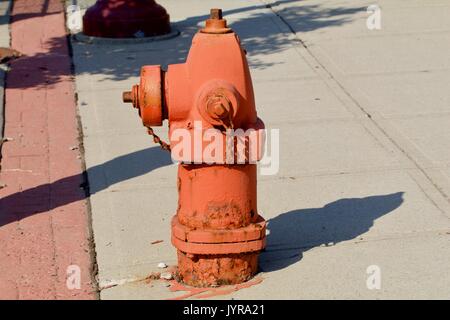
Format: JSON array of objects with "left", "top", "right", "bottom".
[{"left": 171, "top": 215, "right": 266, "bottom": 255}]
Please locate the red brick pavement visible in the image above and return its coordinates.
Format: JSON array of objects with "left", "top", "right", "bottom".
[{"left": 0, "top": 0, "right": 97, "bottom": 299}]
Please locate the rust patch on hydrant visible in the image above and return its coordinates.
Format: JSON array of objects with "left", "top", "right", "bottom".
[{"left": 177, "top": 251, "right": 258, "bottom": 287}]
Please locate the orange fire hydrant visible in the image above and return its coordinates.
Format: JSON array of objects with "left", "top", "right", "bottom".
[{"left": 123, "top": 9, "right": 266, "bottom": 287}]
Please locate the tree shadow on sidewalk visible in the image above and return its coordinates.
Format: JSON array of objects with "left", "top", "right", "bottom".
[
  {"left": 5, "top": 0, "right": 366, "bottom": 88},
  {"left": 260, "top": 192, "right": 404, "bottom": 272},
  {"left": 6, "top": 36, "right": 72, "bottom": 89},
  {"left": 0, "top": 0, "right": 62, "bottom": 26},
  {"left": 0, "top": 146, "right": 172, "bottom": 228}
]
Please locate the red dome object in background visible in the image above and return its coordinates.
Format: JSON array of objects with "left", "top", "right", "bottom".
[{"left": 83, "top": 0, "right": 171, "bottom": 38}]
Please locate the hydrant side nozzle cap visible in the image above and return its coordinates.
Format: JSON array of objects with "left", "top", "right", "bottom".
[
  {"left": 123, "top": 91, "right": 133, "bottom": 103},
  {"left": 123, "top": 85, "right": 140, "bottom": 109}
]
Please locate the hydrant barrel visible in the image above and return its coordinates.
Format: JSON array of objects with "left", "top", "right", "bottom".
[
  {"left": 122, "top": 8, "right": 266, "bottom": 287},
  {"left": 173, "top": 164, "right": 263, "bottom": 286}
]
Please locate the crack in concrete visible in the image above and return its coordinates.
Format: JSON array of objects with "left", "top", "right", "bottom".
[{"left": 261, "top": 0, "right": 450, "bottom": 214}]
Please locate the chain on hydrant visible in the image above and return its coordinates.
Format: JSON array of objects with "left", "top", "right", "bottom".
[{"left": 123, "top": 8, "right": 267, "bottom": 287}]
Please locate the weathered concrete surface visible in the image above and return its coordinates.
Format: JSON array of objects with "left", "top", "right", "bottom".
[
  {"left": 70, "top": 0, "right": 450, "bottom": 299},
  {"left": 0, "top": 0, "right": 97, "bottom": 299}
]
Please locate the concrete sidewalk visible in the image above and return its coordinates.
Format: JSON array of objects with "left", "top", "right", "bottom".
[{"left": 70, "top": 0, "right": 450, "bottom": 299}]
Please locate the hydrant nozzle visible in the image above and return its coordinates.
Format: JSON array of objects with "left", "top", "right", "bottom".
[{"left": 122, "top": 91, "right": 133, "bottom": 103}]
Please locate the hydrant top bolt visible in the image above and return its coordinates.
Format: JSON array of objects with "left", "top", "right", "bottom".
[
  {"left": 210, "top": 8, "right": 223, "bottom": 20},
  {"left": 202, "top": 7, "right": 231, "bottom": 34},
  {"left": 122, "top": 85, "right": 140, "bottom": 109}
]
